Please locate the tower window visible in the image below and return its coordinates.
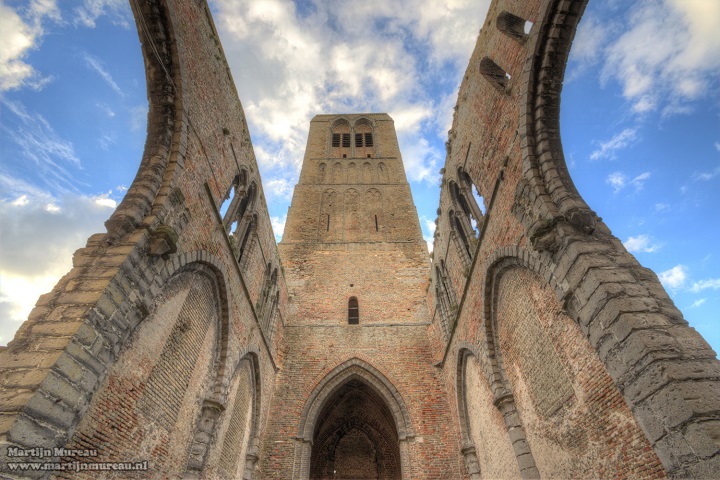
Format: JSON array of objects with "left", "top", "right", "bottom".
[
  {"left": 374, "top": 214, "right": 378, "bottom": 232},
  {"left": 348, "top": 297, "right": 359, "bottom": 324},
  {"left": 327, "top": 214, "right": 330, "bottom": 231},
  {"left": 355, "top": 133, "right": 363, "bottom": 147},
  {"left": 332, "top": 133, "right": 340, "bottom": 147},
  {"left": 342, "top": 133, "right": 351, "bottom": 148},
  {"left": 365, "top": 133, "right": 373, "bottom": 147}
]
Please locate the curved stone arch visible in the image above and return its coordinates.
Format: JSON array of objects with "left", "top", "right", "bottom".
[
  {"left": 455, "top": 341, "right": 530, "bottom": 479},
  {"left": 315, "top": 416, "right": 399, "bottom": 479},
  {"left": 353, "top": 116, "right": 375, "bottom": 129},
  {"left": 455, "top": 344, "right": 485, "bottom": 479},
  {"left": 187, "top": 346, "right": 264, "bottom": 478},
  {"left": 107, "top": 0, "right": 187, "bottom": 241},
  {"left": 477, "top": 247, "right": 573, "bottom": 478},
  {"left": 480, "top": 247, "right": 566, "bottom": 398},
  {"left": 293, "top": 358, "right": 415, "bottom": 479},
  {"left": 147, "top": 251, "right": 234, "bottom": 400},
  {"left": 455, "top": 343, "right": 486, "bottom": 448},
  {"left": 330, "top": 117, "right": 352, "bottom": 130},
  {"left": 518, "top": 0, "right": 598, "bottom": 234}
]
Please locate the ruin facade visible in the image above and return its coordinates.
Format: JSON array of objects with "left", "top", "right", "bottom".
[{"left": 1, "top": 0, "right": 718, "bottom": 479}]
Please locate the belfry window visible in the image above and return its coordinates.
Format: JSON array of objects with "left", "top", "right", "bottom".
[
  {"left": 348, "top": 297, "right": 359, "bottom": 324},
  {"left": 333, "top": 133, "right": 351, "bottom": 148}
]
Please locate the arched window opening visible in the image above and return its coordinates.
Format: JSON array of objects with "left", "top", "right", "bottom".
[
  {"left": 348, "top": 297, "right": 359, "bottom": 324},
  {"left": 497, "top": 11, "right": 531, "bottom": 40},
  {"left": 219, "top": 185, "right": 235, "bottom": 220},
  {"left": 236, "top": 217, "right": 255, "bottom": 264},
  {"left": 450, "top": 211, "right": 472, "bottom": 268},
  {"left": 479, "top": 57, "right": 510, "bottom": 93},
  {"left": 331, "top": 119, "right": 351, "bottom": 158},
  {"left": 354, "top": 120, "right": 375, "bottom": 158},
  {"left": 450, "top": 180, "right": 481, "bottom": 238}
]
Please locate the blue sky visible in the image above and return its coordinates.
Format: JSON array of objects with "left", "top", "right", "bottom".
[{"left": 1, "top": 0, "right": 718, "bottom": 355}]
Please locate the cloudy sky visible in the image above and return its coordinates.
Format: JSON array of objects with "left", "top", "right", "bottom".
[{"left": 1, "top": 0, "right": 718, "bottom": 354}]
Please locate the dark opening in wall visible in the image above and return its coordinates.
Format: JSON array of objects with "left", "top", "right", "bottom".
[
  {"left": 479, "top": 57, "right": 510, "bottom": 92},
  {"left": 342, "top": 133, "right": 351, "bottom": 148},
  {"left": 348, "top": 297, "right": 359, "bottom": 324},
  {"left": 497, "top": 11, "right": 531, "bottom": 40},
  {"left": 374, "top": 215, "right": 378, "bottom": 232},
  {"left": 332, "top": 133, "right": 340, "bottom": 147}
]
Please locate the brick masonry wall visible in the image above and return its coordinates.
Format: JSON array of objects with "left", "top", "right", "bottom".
[
  {"left": 1, "top": 0, "right": 719, "bottom": 478},
  {"left": 432, "top": 0, "right": 720, "bottom": 478},
  {"left": 0, "top": 0, "right": 282, "bottom": 478}
]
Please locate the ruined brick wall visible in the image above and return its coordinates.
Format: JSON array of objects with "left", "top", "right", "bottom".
[
  {"left": 432, "top": 0, "right": 720, "bottom": 478},
  {"left": 0, "top": 0, "right": 284, "bottom": 478},
  {"left": 1, "top": 0, "right": 719, "bottom": 479}
]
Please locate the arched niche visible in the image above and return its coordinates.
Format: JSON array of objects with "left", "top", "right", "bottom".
[
  {"left": 193, "top": 349, "right": 263, "bottom": 480},
  {"left": 456, "top": 347, "right": 519, "bottom": 479},
  {"left": 62, "top": 259, "right": 231, "bottom": 477},
  {"left": 484, "top": 258, "right": 664, "bottom": 478},
  {"left": 294, "top": 358, "right": 414, "bottom": 479}
]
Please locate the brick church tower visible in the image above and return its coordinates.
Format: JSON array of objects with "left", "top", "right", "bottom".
[{"left": 263, "top": 114, "right": 462, "bottom": 478}]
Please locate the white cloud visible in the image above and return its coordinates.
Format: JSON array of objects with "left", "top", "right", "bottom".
[
  {"left": 630, "top": 171, "right": 651, "bottom": 190},
  {"left": 658, "top": 264, "right": 687, "bottom": 290},
  {"left": 264, "top": 178, "right": 293, "bottom": 200},
  {"left": 130, "top": 104, "right": 148, "bottom": 132},
  {"left": 606, "top": 172, "right": 626, "bottom": 193},
  {"left": 693, "top": 165, "right": 720, "bottom": 181},
  {"left": 689, "top": 298, "right": 706, "bottom": 308},
  {"left": 83, "top": 52, "right": 125, "bottom": 97},
  {"left": 1, "top": 97, "right": 81, "bottom": 194},
  {"left": 715, "top": 142, "right": 720, "bottom": 152},
  {"left": 655, "top": 203, "right": 669, "bottom": 212},
  {"left": 0, "top": 1, "right": 58, "bottom": 91},
  {"left": 598, "top": 0, "right": 720, "bottom": 116},
  {"left": 606, "top": 170, "right": 651, "bottom": 193},
  {"left": 270, "top": 215, "right": 286, "bottom": 242},
  {"left": 690, "top": 278, "right": 720, "bottom": 293},
  {"left": 590, "top": 128, "right": 638, "bottom": 161},
  {"left": 74, "top": 0, "right": 131, "bottom": 28},
  {"left": 213, "top": 0, "right": 489, "bottom": 189},
  {"left": 623, "top": 234, "right": 661, "bottom": 253},
  {"left": 0, "top": 192, "right": 117, "bottom": 344}
]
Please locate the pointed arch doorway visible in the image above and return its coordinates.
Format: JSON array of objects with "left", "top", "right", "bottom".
[
  {"left": 293, "top": 359, "right": 413, "bottom": 480},
  {"left": 310, "top": 379, "right": 400, "bottom": 479}
]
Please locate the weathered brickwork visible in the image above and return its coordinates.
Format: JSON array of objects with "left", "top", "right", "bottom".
[{"left": 1, "top": 0, "right": 719, "bottom": 479}]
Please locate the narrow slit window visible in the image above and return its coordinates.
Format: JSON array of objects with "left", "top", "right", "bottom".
[
  {"left": 327, "top": 214, "right": 330, "bottom": 231},
  {"left": 374, "top": 214, "right": 378, "bottom": 232},
  {"left": 497, "top": 11, "right": 529, "bottom": 40},
  {"left": 479, "top": 57, "right": 510, "bottom": 92},
  {"left": 348, "top": 297, "right": 359, "bottom": 324}
]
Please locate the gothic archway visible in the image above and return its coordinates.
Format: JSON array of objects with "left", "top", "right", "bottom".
[{"left": 294, "top": 358, "right": 414, "bottom": 479}]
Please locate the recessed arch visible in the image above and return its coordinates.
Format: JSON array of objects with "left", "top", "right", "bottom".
[{"left": 293, "top": 358, "right": 414, "bottom": 479}]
